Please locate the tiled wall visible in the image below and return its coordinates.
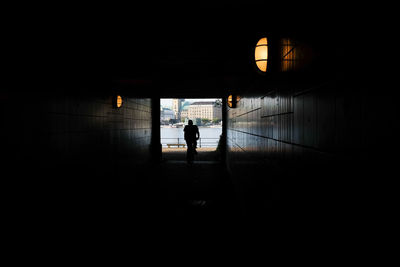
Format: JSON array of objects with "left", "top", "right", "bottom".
[
  {"left": 1, "top": 92, "right": 152, "bottom": 183},
  {"left": 226, "top": 81, "right": 372, "bottom": 213}
]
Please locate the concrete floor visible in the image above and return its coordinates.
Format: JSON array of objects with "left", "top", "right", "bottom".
[
  {"left": 155, "top": 160, "right": 239, "bottom": 217},
  {"left": 162, "top": 147, "right": 220, "bottom": 161},
  {"left": 118, "top": 149, "right": 239, "bottom": 218}
]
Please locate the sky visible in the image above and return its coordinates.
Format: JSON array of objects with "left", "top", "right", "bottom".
[{"left": 160, "top": 98, "right": 219, "bottom": 108}]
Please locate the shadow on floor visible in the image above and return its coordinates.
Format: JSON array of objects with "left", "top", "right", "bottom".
[
  {"left": 118, "top": 151, "right": 239, "bottom": 218},
  {"left": 162, "top": 147, "right": 220, "bottom": 162},
  {"left": 155, "top": 160, "right": 238, "bottom": 217}
]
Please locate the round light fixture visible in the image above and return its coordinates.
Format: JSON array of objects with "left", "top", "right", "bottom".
[
  {"left": 228, "top": 95, "right": 240, "bottom": 108},
  {"left": 113, "top": 95, "right": 123, "bottom": 109},
  {"left": 116, "top": 95, "right": 123, "bottom": 108},
  {"left": 255, "top": 37, "right": 268, "bottom": 72}
]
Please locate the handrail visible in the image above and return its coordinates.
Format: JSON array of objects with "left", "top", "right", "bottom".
[{"left": 161, "top": 137, "right": 219, "bottom": 148}]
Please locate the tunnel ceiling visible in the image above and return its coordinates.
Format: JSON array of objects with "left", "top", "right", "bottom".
[
  {"left": 32, "top": 3, "right": 344, "bottom": 98},
  {"left": 110, "top": 8, "right": 264, "bottom": 98}
]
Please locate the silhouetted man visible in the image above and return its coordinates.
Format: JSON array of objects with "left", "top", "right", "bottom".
[{"left": 184, "top": 120, "right": 200, "bottom": 155}]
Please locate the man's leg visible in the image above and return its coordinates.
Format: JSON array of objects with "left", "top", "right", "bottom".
[
  {"left": 186, "top": 141, "right": 192, "bottom": 162},
  {"left": 186, "top": 141, "right": 192, "bottom": 151},
  {"left": 193, "top": 140, "right": 198, "bottom": 154}
]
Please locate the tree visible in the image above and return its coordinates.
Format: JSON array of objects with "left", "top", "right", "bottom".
[
  {"left": 214, "top": 99, "right": 222, "bottom": 107},
  {"left": 201, "top": 118, "right": 211, "bottom": 125},
  {"left": 212, "top": 118, "right": 221, "bottom": 124}
]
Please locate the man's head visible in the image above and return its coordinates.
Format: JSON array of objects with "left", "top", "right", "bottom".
[{"left": 188, "top": 120, "right": 193, "bottom": 125}]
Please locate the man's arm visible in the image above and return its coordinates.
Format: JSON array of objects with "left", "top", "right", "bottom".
[{"left": 196, "top": 126, "right": 200, "bottom": 140}]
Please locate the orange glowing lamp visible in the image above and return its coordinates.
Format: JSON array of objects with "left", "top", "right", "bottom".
[
  {"left": 116, "top": 95, "right": 123, "bottom": 108},
  {"left": 255, "top": 37, "right": 268, "bottom": 72},
  {"left": 113, "top": 95, "right": 123, "bottom": 109},
  {"left": 228, "top": 95, "right": 240, "bottom": 108}
]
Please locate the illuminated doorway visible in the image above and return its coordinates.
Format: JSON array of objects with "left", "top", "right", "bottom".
[{"left": 160, "top": 98, "right": 223, "bottom": 161}]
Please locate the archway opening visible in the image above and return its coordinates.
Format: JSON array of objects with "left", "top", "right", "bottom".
[{"left": 160, "top": 98, "right": 223, "bottom": 162}]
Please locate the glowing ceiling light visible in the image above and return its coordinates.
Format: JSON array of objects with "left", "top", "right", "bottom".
[
  {"left": 113, "top": 95, "right": 123, "bottom": 109},
  {"left": 255, "top": 37, "right": 268, "bottom": 72},
  {"left": 227, "top": 94, "right": 240, "bottom": 108},
  {"left": 117, "top": 95, "right": 123, "bottom": 108}
]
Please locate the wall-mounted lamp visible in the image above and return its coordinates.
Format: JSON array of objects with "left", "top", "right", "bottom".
[
  {"left": 227, "top": 94, "right": 240, "bottom": 108},
  {"left": 113, "top": 95, "right": 123, "bottom": 109},
  {"left": 255, "top": 37, "right": 268, "bottom": 72}
]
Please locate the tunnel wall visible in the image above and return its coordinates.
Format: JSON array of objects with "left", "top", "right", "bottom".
[
  {"left": 225, "top": 78, "right": 387, "bottom": 214},
  {"left": 1, "top": 91, "right": 152, "bottom": 184}
]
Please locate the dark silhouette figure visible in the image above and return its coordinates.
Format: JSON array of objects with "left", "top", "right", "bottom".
[{"left": 184, "top": 120, "right": 200, "bottom": 162}]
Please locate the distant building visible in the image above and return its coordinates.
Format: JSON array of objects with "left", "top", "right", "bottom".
[
  {"left": 160, "top": 107, "right": 175, "bottom": 122},
  {"left": 180, "top": 105, "right": 189, "bottom": 120},
  {"left": 172, "top": 99, "right": 184, "bottom": 120},
  {"left": 188, "top": 101, "right": 222, "bottom": 121}
]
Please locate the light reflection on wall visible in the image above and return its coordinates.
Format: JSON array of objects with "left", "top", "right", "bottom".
[
  {"left": 281, "top": 38, "right": 297, "bottom": 72},
  {"left": 280, "top": 38, "right": 312, "bottom": 72}
]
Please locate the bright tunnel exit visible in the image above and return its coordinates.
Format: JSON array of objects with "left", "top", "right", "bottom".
[{"left": 160, "top": 98, "right": 223, "bottom": 162}]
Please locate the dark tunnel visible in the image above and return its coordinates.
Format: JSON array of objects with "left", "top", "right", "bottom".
[{"left": 1, "top": 3, "right": 396, "bottom": 231}]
